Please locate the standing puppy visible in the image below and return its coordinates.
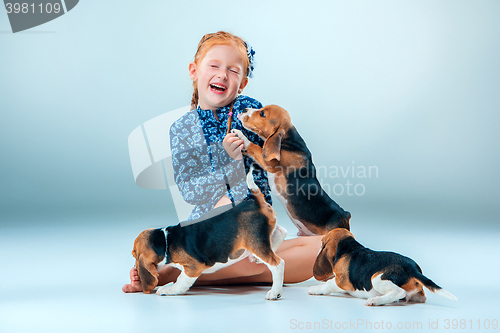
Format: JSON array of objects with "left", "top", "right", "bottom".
[
  {"left": 308, "top": 228, "right": 457, "bottom": 306},
  {"left": 131, "top": 167, "right": 286, "bottom": 300},
  {"left": 233, "top": 105, "right": 351, "bottom": 236}
]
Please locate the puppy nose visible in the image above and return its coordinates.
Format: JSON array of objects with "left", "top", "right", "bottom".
[{"left": 242, "top": 108, "right": 249, "bottom": 114}]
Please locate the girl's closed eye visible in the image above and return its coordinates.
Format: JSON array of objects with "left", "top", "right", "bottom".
[{"left": 208, "top": 61, "right": 220, "bottom": 68}]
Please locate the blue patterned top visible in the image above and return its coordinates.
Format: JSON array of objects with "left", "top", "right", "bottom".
[{"left": 169, "top": 95, "right": 272, "bottom": 220}]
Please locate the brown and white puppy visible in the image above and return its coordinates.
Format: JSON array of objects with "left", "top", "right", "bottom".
[
  {"left": 131, "top": 167, "right": 287, "bottom": 300},
  {"left": 232, "top": 105, "right": 351, "bottom": 236},
  {"left": 308, "top": 228, "right": 457, "bottom": 306}
]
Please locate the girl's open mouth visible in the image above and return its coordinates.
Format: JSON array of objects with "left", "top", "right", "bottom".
[{"left": 210, "top": 83, "right": 227, "bottom": 93}]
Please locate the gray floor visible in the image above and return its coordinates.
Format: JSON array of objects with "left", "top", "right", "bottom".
[{"left": 1, "top": 210, "right": 499, "bottom": 333}]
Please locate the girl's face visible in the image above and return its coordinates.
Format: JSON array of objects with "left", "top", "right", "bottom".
[{"left": 190, "top": 44, "right": 248, "bottom": 111}]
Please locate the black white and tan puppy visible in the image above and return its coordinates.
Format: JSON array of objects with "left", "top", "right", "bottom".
[
  {"left": 131, "top": 166, "right": 287, "bottom": 300},
  {"left": 232, "top": 105, "right": 351, "bottom": 236},
  {"left": 308, "top": 228, "right": 457, "bottom": 306}
]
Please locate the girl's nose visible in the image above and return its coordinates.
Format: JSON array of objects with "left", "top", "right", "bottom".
[{"left": 218, "top": 70, "right": 228, "bottom": 80}]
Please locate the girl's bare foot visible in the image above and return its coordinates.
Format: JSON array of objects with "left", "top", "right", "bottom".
[{"left": 122, "top": 267, "right": 143, "bottom": 293}]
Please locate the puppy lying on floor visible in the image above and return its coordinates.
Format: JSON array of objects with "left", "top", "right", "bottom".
[
  {"left": 308, "top": 228, "right": 457, "bottom": 306},
  {"left": 232, "top": 105, "right": 351, "bottom": 236},
  {"left": 131, "top": 166, "right": 287, "bottom": 300}
]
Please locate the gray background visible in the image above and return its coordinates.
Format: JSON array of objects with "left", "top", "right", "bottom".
[{"left": 1, "top": 0, "right": 498, "bottom": 228}]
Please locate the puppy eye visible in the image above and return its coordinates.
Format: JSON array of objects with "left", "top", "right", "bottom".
[{"left": 260, "top": 110, "right": 266, "bottom": 117}]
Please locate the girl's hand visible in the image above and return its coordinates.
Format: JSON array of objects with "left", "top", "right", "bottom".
[{"left": 223, "top": 133, "right": 244, "bottom": 160}]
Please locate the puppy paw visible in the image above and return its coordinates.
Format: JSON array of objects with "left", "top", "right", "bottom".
[
  {"left": 231, "top": 129, "right": 251, "bottom": 149},
  {"left": 308, "top": 284, "right": 329, "bottom": 295},
  {"left": 156, "top": 284, "right": 171, "bottom": 296},
  {"left": 266, "top": 289, "right": 282, "bottom": 301},
  {"left": 409, "top": 293, "right": 427, "bottom": 303},
  {"left": 271, "top": 225, "right": 288, "bottom": 252},
  {"left": 365, "top": 298, "right": 380, "bottom": 306},
  {"left": 156, "top": 283, "right": 185, "bottom": 296}
]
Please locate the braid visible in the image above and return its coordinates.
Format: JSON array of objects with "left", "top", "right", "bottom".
[{"left": 190, "top": 82, "right": 199, "bottom": 111}]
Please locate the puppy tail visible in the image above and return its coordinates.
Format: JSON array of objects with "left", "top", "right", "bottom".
[
  {"left": 246, "top": 163, "right": 273, "bottom": 215},
  {"left": 434, "top": 288, "right": 458, "bottom": 301},
  {"left": 246, "top": 163, "right": 259, "bottom": 192},
  {"left": 416, "top": 273, "right": 458, "bottom": 301}
]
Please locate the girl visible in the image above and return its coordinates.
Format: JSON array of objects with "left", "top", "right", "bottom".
[
  {"left": 123, "top": 32, "right": 322, "bottom": 292},
  {"left": 170, "top": 31, "right": 271, "bottom": 220}
]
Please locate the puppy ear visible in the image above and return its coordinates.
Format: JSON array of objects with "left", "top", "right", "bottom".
[
  {"left": 137, "top": 255, "right": 159, "bottom": 294},
  {"left": 263, "top": 129, "right": 284, "bottom": 161},
  {"left": 313, "top": 243, "right": 334, "bottom": 281}
]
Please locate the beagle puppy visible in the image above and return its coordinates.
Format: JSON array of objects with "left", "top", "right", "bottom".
[
  {"left": 308, "top": 228, "right": 457, "bottom": 306},
  {"left": 232, "top": 105, "right": 351, "bottom": 236},
  {"left": 131, "top": 167, "right": 287, "bottom": 300}
]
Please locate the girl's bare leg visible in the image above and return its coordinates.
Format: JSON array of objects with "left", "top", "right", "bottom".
[
  {"left": 122, "top": 236, "right": 322, "bottom": 292},
  {"left": 195, "top": 235, "right": 322, "bottom": 285}
]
